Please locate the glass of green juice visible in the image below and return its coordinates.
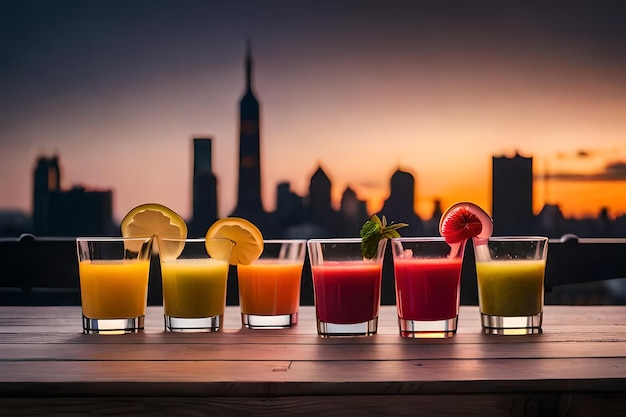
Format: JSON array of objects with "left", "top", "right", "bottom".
[
  {"left": 158, "top": 238, "right": 234, "bottom": 332},
  {"left": 76, "top": 237, "right": 154, "bottom": 334},
  {"left": 473, "top": 236, "right": 548, "bottom": 335}
]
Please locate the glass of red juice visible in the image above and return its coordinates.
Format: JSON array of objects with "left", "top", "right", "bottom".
[
  {"left": 391, "top": 237, "right": 465, "bottom": 338},
  {"left": 307, "top": 238, "right": 387, "bottom": 337}
]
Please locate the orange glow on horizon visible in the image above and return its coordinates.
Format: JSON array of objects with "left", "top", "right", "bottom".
[
  {"left": 2, "top": 1, "right": 626, "bottom": 228},
  {"left": 319, "top": 176, "right": 626, "bottom": 224},
  {"left": 539, "top": 180, "right": 626, "bottom": 219}
]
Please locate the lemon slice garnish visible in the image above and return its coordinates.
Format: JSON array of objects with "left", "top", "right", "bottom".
[
  {"left": 205, "top": 217, "right": 263, "bottom": 265},
  {"left": 121, "top": 203, "right": 187, "bottom": 259}
]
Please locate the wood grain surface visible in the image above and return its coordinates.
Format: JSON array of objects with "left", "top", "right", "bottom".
[{"left": 1, "top": 306, "right": 625, "bottom": 416}]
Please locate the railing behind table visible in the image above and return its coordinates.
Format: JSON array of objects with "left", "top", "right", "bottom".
[
  {"left": 0, "top": 235, "right": 163, "bottom": 306},
  {"left": 1, "top": 234, "right": 625, "bottom": 306}
]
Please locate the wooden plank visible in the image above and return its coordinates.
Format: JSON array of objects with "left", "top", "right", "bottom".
[
  {"left": 2, "top": 324, "right": 626, "bottom": 345},
  {"left": 1, "top": 305, "right": 625, "bottom": 325},
  {"left": 287, "top": 358, "right": 626, "bottom": 385},
  {"left": 1, "top": 311, "right": 626, "bottom": 344},
  {"left": 1, "top": 340, "right": 625, "bottom": 362},
  {"left": 1, "top": 358, "right": 625, "bottom": 387},
  {"left": 3, "top": 393, "right": 624, "bottom": 417},
  {"left": 2, "top": 328, "right": 626, "bottom": 348},
  {"left": 2, "top": 306, "right": 626, "bottom": 334},
  {"left": 2, "top": 394, "right": 626, "bottom": 417}
]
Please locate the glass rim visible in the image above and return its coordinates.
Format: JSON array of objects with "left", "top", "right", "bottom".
[
  {"left": 76, "top": 236, "right": 152, "bottom": 242},
  {"left": 391, "top": 236, "right": 447, "bottom": 242},
  {"left": 263, "top": 239, "right": 307, "bottom": 244},
  {"left": 481, "top": 236, "right": 548, "bottom": 242},
  {"left": 307, "top": 238, "right": 362, "bottom": 243},
  {"left": 157, "top": 237, "right": 233, "bottom": 243}
]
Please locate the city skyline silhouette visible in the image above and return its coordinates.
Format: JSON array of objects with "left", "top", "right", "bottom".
[
  {"left": 10, "top": 44, "right": 626, "bottom": 240},
  {"left": 2, "top": 1, "right": 626, "bottom": 225}
]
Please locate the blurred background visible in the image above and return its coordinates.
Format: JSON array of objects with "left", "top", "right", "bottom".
[{"left": 1, "top": 0, "right": 625, "bottom": 305}]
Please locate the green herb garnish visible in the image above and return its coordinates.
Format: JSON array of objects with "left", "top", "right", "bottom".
[{"left": 359, "top": 215, "right": 408, "bottom": 259}]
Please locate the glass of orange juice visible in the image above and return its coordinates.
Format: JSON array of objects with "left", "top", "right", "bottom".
[
  {"left": 76, "top": 237, "right": 153, "bottom": 334},
  {"left": 237, "top": 239, "right": 307, "bottom": 329},
  {"left": 158, "top": 238, "right": 234, "bottom": 332}
]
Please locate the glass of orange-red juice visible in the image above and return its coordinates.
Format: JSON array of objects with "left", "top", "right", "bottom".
[
  {"left": 237, "top": 240, "right": 307, "bottom": 329},
  {"left": 307, "top": 238, "right": 386, "bottom": 337},
  {"left": 391, "top": 237, "right": 465, "bottom": 338},
  {"left": 76, "top": 237, "right": 153, "bottom": 334}
]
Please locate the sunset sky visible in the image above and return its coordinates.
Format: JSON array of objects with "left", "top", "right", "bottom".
[{"left": 1, "top": 0, "right": 626, "bottom": 223}]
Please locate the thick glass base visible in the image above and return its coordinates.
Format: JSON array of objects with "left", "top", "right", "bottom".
[
  {"left": 82, "top": 316, "right": 144, "bottom": 335},
  {"left": 398, "top": 316, "right": 458, "bottom": 338},
  {"left": 481, "top": 312, "right": 543, "bottom": 335},
  {"left": 164, "top": 315, "right": 223, "bottom": 332},
  {"left": 316, "top": 317, "right": 378, "bottom": 337},
  {"left": 242, "top": 313, "right": 298, "bottom": 329}
]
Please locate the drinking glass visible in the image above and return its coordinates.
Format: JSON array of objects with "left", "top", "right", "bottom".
[
  {"left": 473, "top": 236, "right": 548, "bottom": 335},
  {"left": 76, "top": 237, "right": 153, "bottom": 334},
  {"left": 307, "top": 238, "right": 386, "bottom": 337},
  {"left": 391, "top": 237, "right": 464, "bottom": 338},
  {"left": 159, "top": 238, "right": 234, "bottom": 332},
  {"left": 237, "top": 239, "right": 307, "bottom": 329}
]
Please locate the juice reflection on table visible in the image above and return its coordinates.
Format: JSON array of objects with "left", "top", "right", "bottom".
[
  {"left": 161, "top": 258, "right": 230, "bottom": 318},
  {"left": 393, "top": 257, "right": 463, "bottom": 321},
  {"left": 476, "top": 260, "right": 545, "bottom": 317},
  {"left": 311, "top": 261, "right": 382, "bottom": 324},
  {"left": 79, "top": 260, "right": 150, "bottom": 319},
  {"left": 238, "top": 260, "right": 303, "bottom": 316}
]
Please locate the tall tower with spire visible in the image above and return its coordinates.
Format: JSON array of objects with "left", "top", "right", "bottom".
[
  {"left": 229, "top": 42, "right": 280, "bottom": 237},
  {"left": 232, "top": 41, "right": 263, "bottom": 214}
]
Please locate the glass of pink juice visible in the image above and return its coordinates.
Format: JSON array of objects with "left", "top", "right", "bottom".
[
  {"left": 391, "top": 237, "right": 465, "bottom": 338},
  {"left": 307, "top": 238, "right": 387, "bottom": 337}
]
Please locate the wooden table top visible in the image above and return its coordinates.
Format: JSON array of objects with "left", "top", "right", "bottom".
[{"left": 1, "top": 305, "right": 626, "bottom": 416}]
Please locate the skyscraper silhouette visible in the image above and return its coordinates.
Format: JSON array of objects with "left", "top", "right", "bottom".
[
  {"left": 32, "top": 154, "right": 113, "bottom": 236},
  {"left": 492, "top": 153, "right": 535, "bottom": 235},
  {"left": 48, "top": 186, "right": 113, "bottom": 236},
  {"left": 339, "top": 186, "right": 369, "bottom": 237},
  {"left": 229, "top": 42, "right": 279, "bottom": 237},
  {"left": 232, "top": 41, "right": 263, "bottom": 213},
  {"left": 190, "top": 138, "right": 218, "bottom": 237},
  {"left": 306, "top": 165, "right": 338, "bottom": 237},
  {"left": 376, "top": 168, "right": 423, "bottom": 236},
  {"left": 275, "top": 182, "right": 303, "bottom": 227},
  {"left": 33, "top": 155, "right": 61, "bottom": 235}
]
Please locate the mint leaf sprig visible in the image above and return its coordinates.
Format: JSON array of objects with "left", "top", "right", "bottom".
[{"left": 360, "top": 215, "right": 408, "bottom": 259}]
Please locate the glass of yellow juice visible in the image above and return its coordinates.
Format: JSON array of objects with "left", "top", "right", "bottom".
[
  {"left": 76, "top": 237, "right": 153, "bottom": 334},
  {"left": 237, "top": 239, "right": 307, "bottom": 329},
  {"left": 158, "top": 238, "right": 233, "bottom": 332},
  {"left": 473, "top": 236, "right": 549, "bottom": 335}
]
